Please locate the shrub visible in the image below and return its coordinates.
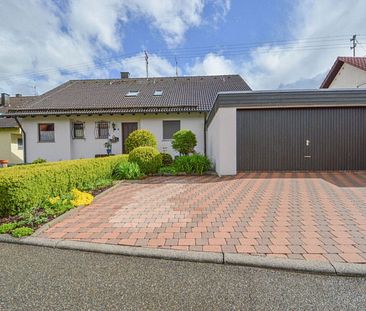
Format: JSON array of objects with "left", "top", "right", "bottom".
[
  {"left": 174, "top": 154, "right": 212, "bottom": 175},
  {"left": 32, "top": 158, "right": 47, "bottom": 164},
  {"left": 128, "top": 146, "right": 162, "bottom": 174},
  {"left": 125, "top": 129, "right": 157, "bottom": 153},
  {"left": 172, "top": 130, "right": 197, "bottom": 155},
  {"left": 161, "top": 152, "right": 173, "bottom": 166},
  {"left": 11, "top": 227, "right": 33, "bottom": 237},
  {"left": 158, "top": 166, "right": 177, "bottom": 175},
  {"left": 0, "top": 155, "right": 128, "bottom": 217},
  {"left": 113, "top": 162, "right": 142, "bottom": 180},
  {"left": 0, "top": 222, "right": 18, "bottom": 234}
]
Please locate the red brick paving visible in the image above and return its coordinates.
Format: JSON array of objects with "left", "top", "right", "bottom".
[{"left": 39, "top": 172, "right": 366, "bottom": 265}]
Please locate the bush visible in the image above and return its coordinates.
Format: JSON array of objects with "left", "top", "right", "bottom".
[
  {"left": 113, "top": 162, "right": 142, "bottom": 180},
  {"left": 128, "top": 146, "right": 162, "bottom": 174},
  {"left": 158, "top": 166, "right": 177, "bottom": 175},
  {"left": 32, "top": 158, "right": 47, "bottom": 164},
  {"left": 11, "top": 227, "right": 33, "bottom": 237},
  {"left": 0, "top": 155, "right": 128, "bottom": 217},
  {"left": 172, "top": 130, "right": 197, "bottom": 155},
  {"left": 0, "top": 222, "right": 18, "bottom": 234},
  {"left": 174, "top": 154, "right": 212, "bottom": 175},
  {"left": 161, "top": 152, "right": 173, "bottom": 166},
  {"left": 125, "top": 129, "right": 157, "bottom": 153}
]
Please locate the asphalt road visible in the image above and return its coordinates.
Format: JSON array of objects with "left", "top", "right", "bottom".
[{"left": 0, "top": 243, "right": 366, "bottom": 310}]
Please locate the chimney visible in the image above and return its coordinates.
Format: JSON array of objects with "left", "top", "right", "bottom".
[
  {"left": 15, "top": 93, "right": 22, "bottom": 97},
  {"left": 1, "top": 93, "right": 10, "bottom": 107},
  {"left": 120, "top": 72, "right": 130, "bottom": 79}
]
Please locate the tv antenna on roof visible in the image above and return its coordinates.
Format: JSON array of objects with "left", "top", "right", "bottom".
[
  {"left": 144, "top": 50, "right": 149, "bottom": 78},
  {"left": 175, "top": 56, "right": 178, "bottom": 76},
  {"left": 350, "top": 34, "right": 357, "bottom": 57}
]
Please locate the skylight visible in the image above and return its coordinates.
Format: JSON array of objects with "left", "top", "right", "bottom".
[
  {"left": 126, "top": 90, "right": 139, "bottom": 97},
  {"left": 154, "top": 90, "right": 163, "bottom": 96}
]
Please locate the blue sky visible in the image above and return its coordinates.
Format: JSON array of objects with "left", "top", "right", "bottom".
[{"left": 0, "top": 0, "right": 365, "bottom": 95}]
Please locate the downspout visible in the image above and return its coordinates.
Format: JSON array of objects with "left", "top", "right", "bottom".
[
  {"left": 203, "top": 112, "right": 207, "bottom": 156},
  {"left": 14, "top": 117, "right": 26, "bottom": 164}
]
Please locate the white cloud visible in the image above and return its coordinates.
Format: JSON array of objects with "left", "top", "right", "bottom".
[
  {"left": 125, "top": 0, "right": 204, "bottom": 47},
  {"left": 242, "top": 0, "right": 366, "bottom": 89},
  {"left": 0, "top": 0, "right": 215, "bottom": 95},
  {"left": 188, "top": 53, "right": 236, "bottom": 75},
  {"left": 121, "top": 53, "right": 177, "bottom": 77}
]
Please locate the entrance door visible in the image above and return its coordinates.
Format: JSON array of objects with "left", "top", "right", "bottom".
[{"left": 122, "top": 122, "right": 138, "bottom": 153}]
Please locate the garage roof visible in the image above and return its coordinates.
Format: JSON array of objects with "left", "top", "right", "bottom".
[{"left": 207, "top": 88, "right": 366, "bottom": 126}]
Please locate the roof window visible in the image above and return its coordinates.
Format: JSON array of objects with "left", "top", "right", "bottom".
[
  {"left": 154, "top": 90, "right": 163, "bottom": 96},
  {"left": 126, "top": 90, "right": 139, "bottom": 97}
]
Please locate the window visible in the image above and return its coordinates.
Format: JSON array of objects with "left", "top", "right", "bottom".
[
  {"left": 154, "top": 90, "right": 163, "bottom": 96},
  {"left": 126, "top": 90, "right": 139, "bottom": 97},
  {"left": 72, "top": 122, "right": 85, "bottom": 139},
  {"left": 95, "top": 121, "right": 109, "bottom": 139},
  {"left": 38, "top": 123, "right": 55, "bottom": 142},
  {"left": 163, "top": 120, "right": 180, "bottom": 140},
  {"left": 17, "top": 138, "right": 23, "bottom": 150}
]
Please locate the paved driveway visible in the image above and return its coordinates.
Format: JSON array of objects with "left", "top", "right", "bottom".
[{"left": 39, "top": 172, "right": 366, "bottom": 264}]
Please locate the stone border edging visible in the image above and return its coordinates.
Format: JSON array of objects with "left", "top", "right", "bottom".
[{"left": 1, "top": 235, "right": 365, "bottom": 277}]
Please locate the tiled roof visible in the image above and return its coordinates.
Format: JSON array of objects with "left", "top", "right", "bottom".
[
  {"left": 320, "top": 57, "right": 366, "bottom": 88},
  {"left": 6, "top": 75, "right": 251, "bottom": 116},
  {"left": 0, "top": 96, "right": 36, "bottom": 128}
]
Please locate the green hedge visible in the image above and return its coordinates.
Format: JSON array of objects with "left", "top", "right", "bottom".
[{"left": 0, "top": 155, "right": 128, "bottom": 216}]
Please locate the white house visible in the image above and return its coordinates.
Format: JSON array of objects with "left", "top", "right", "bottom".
[
  {"left": 320, "top": 56, "right": 366, "bottom": 88},
  {"left": 5, "top": 74, "right": 250, "bottom": 163}
]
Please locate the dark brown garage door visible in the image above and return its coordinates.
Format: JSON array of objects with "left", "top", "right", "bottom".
[{"left": 237, "top": 107, "right": 366, "bottom": 171}]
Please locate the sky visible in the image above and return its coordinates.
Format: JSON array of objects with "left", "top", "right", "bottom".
[{"left": 0, "top": 0, "right": 366, "bottom": 95}]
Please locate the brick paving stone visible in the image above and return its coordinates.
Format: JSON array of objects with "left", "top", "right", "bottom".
[{"left": 39, "top": 172, "right": 366, "bottom": 265}]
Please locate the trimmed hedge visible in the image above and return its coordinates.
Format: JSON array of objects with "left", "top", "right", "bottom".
[
  {"left": 128, "top": 146, "right": 162, "bottom": 174},
  {"left": 0, "top": 155, "right": 128, "bottom": 216}
]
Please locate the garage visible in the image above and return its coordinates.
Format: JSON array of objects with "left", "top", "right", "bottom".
[
  {"left": 237, "top": 107, "right": 366, "bottom": 171},
  {"left": 207, "top": 89, "right": 366, "bottom": 175}
]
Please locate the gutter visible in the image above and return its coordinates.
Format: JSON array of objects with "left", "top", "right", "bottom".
[{"left": 14, "top": 117, "right": 26, "bottom": 164}]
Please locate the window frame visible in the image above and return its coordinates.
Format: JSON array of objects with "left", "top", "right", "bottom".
[
  {"left": 17, "top": 137, "right": 23, "bottom": 150},
  {"left": 95, "top": 121, "right": 110, "bottom": 139},
  {"left": 72, "top": 121, "right": 85, "bottom": 139},
  {"left": 162, "top": 120, "right": 181, "bottom": 140},
  {"left": 38, "top": 123, "right": 55, "bottom": 143},
  {"left": 153, "top": 90, "right": 163, "bottom": 96},
  {"left": 125, "top": 90, "right": 139, "bottom": 97}
]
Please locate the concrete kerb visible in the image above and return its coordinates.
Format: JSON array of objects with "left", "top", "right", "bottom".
[{"left": 1, "top": 235, "right": 365, "bottom": 277}]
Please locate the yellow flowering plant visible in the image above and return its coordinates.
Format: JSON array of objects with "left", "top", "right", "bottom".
[{"left": 70, "top": 189, "right": 94, "bottom": 207}]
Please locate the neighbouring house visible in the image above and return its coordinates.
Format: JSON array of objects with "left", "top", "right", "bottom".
[
  {"left": 0, "top": 93, "right": 35, "bottom": 164},
  {"left": 4, "top": 74, "right": 251, "bottom": 163},
  {"left": 320, "top": 56, "right": 366, "bottom": 88}
]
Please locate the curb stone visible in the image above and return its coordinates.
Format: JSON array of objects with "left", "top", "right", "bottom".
[{"left": 1, "top": 235, "right": 365, "bottom": 277}]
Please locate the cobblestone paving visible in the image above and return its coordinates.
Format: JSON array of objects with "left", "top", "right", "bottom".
[{"left": 39, "top": 172, "right": 366, "bottom": 264}]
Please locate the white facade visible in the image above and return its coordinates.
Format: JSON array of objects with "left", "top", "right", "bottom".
[
  {"left": 328, "top": 63, "right": 366, "bottom": 88},
  {"left": 207, "top": 107, "right": 237, "bottom": 176},
  {"left": 21, "top": 113, "right": 205, "bottom": 162}
]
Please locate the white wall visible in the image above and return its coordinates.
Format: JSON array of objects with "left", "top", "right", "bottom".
[
  {"left": 22, "top": 117, "right": 71, "bottom": 162},
  {"left": 207, "top": 107, "right": 237, "bottom": 175},
  {"left": 20, "top": 113, "right": 205, "bottom": 162},
  {"left": 329, "top": 63, "right": 366, "bottom": 88}
]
